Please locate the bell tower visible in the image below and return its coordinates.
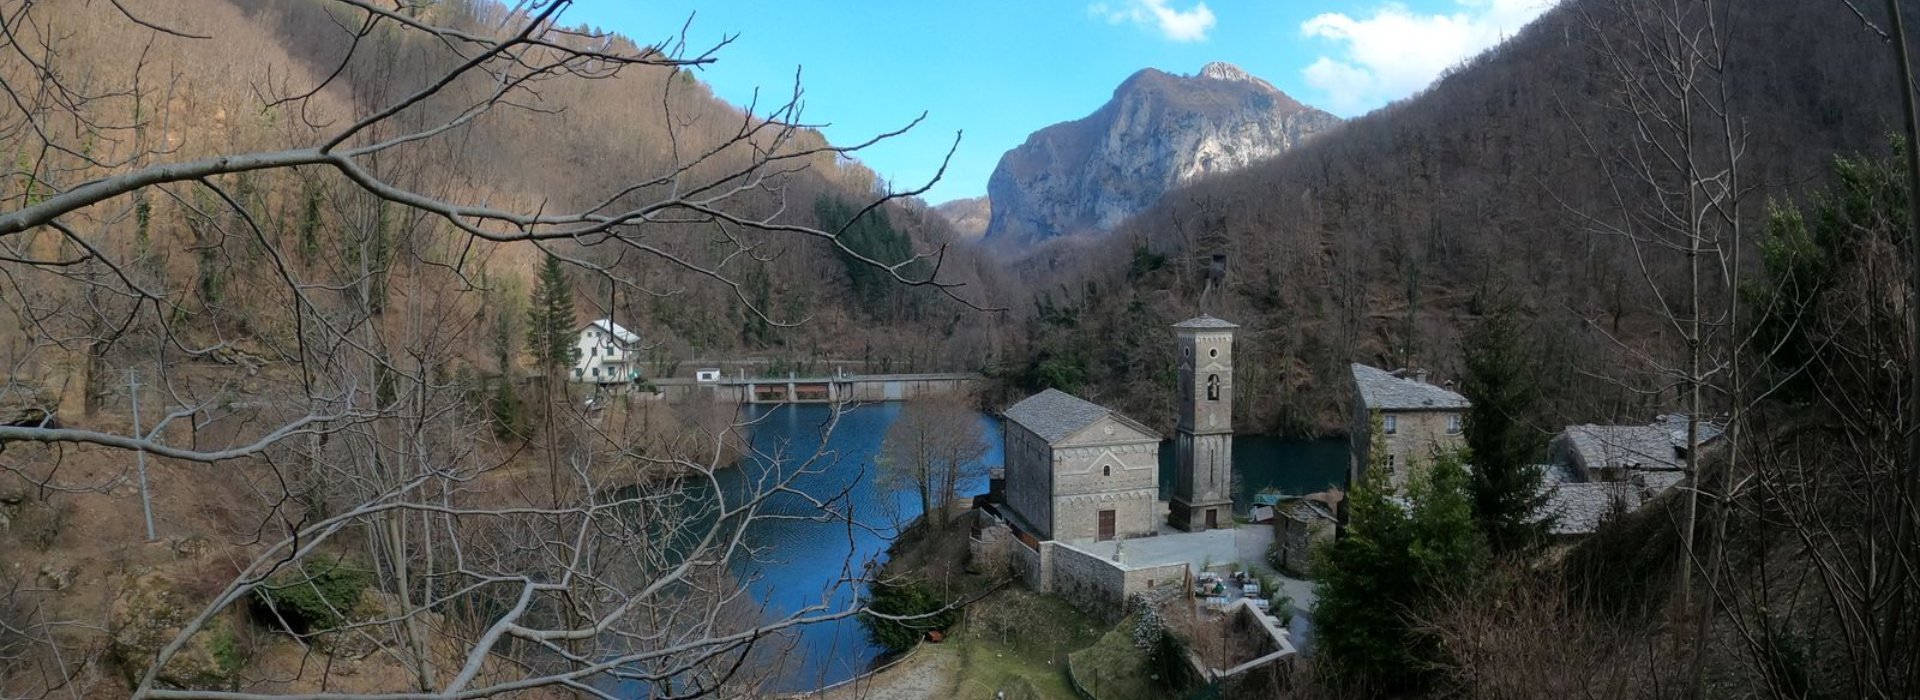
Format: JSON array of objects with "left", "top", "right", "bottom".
[{"left": 1171, "top": 315, "right": 1237, "bottom": 531}]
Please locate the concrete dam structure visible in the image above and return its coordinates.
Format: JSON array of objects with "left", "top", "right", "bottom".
[{"left": 644, "top": 372, "right": 982, "bottom": 404}]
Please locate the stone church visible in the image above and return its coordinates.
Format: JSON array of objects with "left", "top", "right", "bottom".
[
  {"left": 997, "top": 314, "right": 1240, "bottom": 542},
  {"left": 975, "top": 315, "right": 1244, "bottom": 619},
  {"left": 1001, "top": 389, "right": 1161, "bottom": 542}
]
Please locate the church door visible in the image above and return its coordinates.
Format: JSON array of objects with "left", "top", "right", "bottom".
[
  {"left": 1205, "top": 508, "right": 1219, "bottom": 530},
  {"left": 1097, "top": 510, "right": 1116, "bottom": 541}
]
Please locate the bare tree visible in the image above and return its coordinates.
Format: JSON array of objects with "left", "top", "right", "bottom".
[
  {"left": 876, "top": 392, "right": 988, "bottom": 535},
  {"left": 0, "top": 1, "right": 978, "bottom": 698},
  {"left": 1564, "top": 0, "right": 1754, "bottom": 692}
]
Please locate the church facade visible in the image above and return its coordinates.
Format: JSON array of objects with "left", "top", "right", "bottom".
[{"left": 1001, "top": 389, "right": 1161, "bottom": 542}]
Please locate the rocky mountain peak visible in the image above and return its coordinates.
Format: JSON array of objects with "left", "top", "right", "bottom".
[
  {"left": 1199, "top": 61, "right": 1260, "bottom": 85},
  {"left": 979, "top": 63, "right": 1340, "bottom": 247}
]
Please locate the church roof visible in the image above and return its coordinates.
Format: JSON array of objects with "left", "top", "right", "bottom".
[
  {"left": 1173, "top": 315, "right": 1239, "bottom": 330},
  {"left": 1351, "top": 363, "right": 1469, "bottom": 411},
  {"left": 1002, "top": 389, "right": 1159, "bottom": 445}
]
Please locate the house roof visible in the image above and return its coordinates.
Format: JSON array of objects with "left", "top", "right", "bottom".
[
  {"left": 1173, "top": 315, "right": 1239, "bottom": 330},
  {"left": 1538, "top": 482, "right": 1642, "bottom": 536},
  {"left": 584, "top": 319, "right": 639, "bottom": 344},
  {"left": 1559, "top": 415, "right": 1722, "bottom": 473},
  {"left": 1350, "top": 363, "right": 1470, "bottom": 411},
  {"left": 1002, "top": 389, "right": 1159, "bottom": 445}
]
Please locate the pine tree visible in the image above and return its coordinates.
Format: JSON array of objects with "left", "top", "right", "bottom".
[
  {"left": 525, "top": 253, "right": 578, "bottom": 376},
  {"left": 1460, "top": 302, "right": 1551, "bottom": 552},
  {"left": 1314, "top": 449, "right": 1488, "bottom": 692}
]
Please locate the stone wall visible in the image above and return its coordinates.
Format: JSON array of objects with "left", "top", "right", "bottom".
[
  {"left": 1003, "top": 423, "right": 1054, "bottom": 538},
  {"left": 1050, "top": 422, "right": 1160, "bottom": 540},
  {"left": 1351, "top": 408, "right": 1465, "bottom": 491},
  {"left": 968, "top": 512, "right": 1015, "bottom": 577},
  {"left": 1045, "top": 541, "right": 1188, "bottom": 621},
  {"left": 1011, "top": 536, "right": 1052, "bottom": 592}
]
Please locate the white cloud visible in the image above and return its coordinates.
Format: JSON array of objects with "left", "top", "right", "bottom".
[
  {"left": 1300, "top": 0, "right": 1555, "bottom": 114},
  {"left": 1090, "top": 0, "right": 1217, "bottom": 42}
]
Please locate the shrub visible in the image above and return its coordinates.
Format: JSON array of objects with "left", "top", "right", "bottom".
[
  {"left": 251, "top": 560, "right": 372, "bottom": 634},
  {"left": 859, "top": 579, "right": 958, "bottom": 653},
  {"left": 1132, "top": 605, "right": 1165, "bottom": 650}
]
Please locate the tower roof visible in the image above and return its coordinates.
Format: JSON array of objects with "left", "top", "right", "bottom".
[
  {"left": 1173, "top": 315, "right": 1239, "bottom": 330},
  {"left": 1003, "top": 388, "right": 1160, "bottom": 444}
]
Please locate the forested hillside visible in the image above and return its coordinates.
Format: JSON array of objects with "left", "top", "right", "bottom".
[
  {"left": 996, "top": 0, "right": 1917, "bottom": 436},
  {"left": 0, "top": 2, "right": 1004, "bottom": 697},
  {"left": 1, "top": 0, "right": 1003, "bottom": 397}
]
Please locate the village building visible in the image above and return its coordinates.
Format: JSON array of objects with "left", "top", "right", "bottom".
[
  {"left": 1536, "top": 415, "right": 1724, "bottom": 537},
  {"left": 973, "top": 315, "right": 1307, "bottom": 630},
  {"left": 571, "top": 319, "right": 640, "bottom": 384},
  {"left": 1001, "top": 389, "right": 1162, "bottom": 542},
  {"left": 1348, "top": 363, "right": 1470, "bottom": 490},
  {"left": 1265, "top": 490, "right": 1342, "bottom": 578}
]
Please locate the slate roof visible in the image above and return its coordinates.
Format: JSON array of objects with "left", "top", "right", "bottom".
[
  {"left": 1350, "top": 363, "right": 1470, "bottom": 411},
  {"left": 1560, "top": 415, "right": 1722, "bottom": 473},
  {"left": 1002, "top": 389, "right": 1160, "bottom": 445},
  {"left": 1539, "top": 482, "right": 1642, "bottom": 536},
  {"left": 1173, "top": 315, "right": 1240, "bottom": 330},
  {"left": 585, "top": 319, "right": 639, "bottom": 344}
]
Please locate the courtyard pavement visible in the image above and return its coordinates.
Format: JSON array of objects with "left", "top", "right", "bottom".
[{"left": 1063, "top": 507, "right": 1319, "bottom": 611}]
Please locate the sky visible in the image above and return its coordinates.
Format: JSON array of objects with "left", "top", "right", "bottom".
[{"left": 566, "top": 0, "right": 1557, "bottom": 203}]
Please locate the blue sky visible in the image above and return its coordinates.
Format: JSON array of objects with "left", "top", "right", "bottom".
[{"left": 567, "top": 1, "right": 1555, "bottom": 203}]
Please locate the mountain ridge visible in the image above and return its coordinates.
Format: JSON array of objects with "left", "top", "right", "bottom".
[{"left": 978, "top": 62, "right": 1339, "bottom": 247}]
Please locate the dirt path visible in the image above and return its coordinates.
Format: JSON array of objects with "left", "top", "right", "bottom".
[{"left": 813, "top": 645, "right": 961, "bottom": 700}]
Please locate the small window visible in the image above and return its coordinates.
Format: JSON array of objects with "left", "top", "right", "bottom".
[
  {"left": 1102, "top": 465, "right": 1111, "bottom": 477},
  {"left": 1446, "top": 415, "right": 1462, "bottom": 434},
  {"left": 591, "top": 367, "right": 600, "bottom": 377},
  {"left": 1383, "top": 414, "right": 1398, "bottom": 435},
  {"left": 1207, "top": 374, "right": 1220, "bottom": 401},
  {"left": 1183, "top": 347, "right": 1191, "bottom": 358},
  {"left": 1208, "top": 347, "right": 1219, "bottom": 358},
  {"left": 1385, "top": 453, "right": 1398, "bottom": 475}
]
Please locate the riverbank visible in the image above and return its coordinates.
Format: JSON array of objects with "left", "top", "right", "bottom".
[{"left": 813, "top": 588, "right": 1104, "bottom": 700}]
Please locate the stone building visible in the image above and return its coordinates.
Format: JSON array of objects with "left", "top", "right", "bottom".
[
  {"left": 1535, "top": 415, "right": 1724, "bottom": 537},
  {"left": 1269, "top": 491, "right": 1341, "bottom": 578},
  {"left": 1001, "top": 389, "right": 1161, "bottom": 542},
  {"left": 1348, "top": 363, "right": 1469, "bottom": 490},
  {"left": 1170, "top": 315, "right": 1237, "bottom": 531}
]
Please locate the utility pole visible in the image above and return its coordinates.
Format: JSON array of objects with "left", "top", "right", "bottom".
[{"left": 129, "top": 369, "right": 156, "bottom": 541}]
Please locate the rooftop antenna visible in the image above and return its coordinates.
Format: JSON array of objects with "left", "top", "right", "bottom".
[{"left": 1200, "top": 253, "right": 1227, "bottom": 313}]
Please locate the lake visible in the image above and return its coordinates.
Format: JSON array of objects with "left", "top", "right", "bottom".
[{"left": 713, "top": 403, "right": 1348, "bottom": 692}]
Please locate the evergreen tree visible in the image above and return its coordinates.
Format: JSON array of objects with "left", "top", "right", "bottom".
[
  {"left": 1460, "top": 302, "right": 1551, "bottom": 551},
  {"left": 525, "top": 253, "right": 578, "bottom": 376},
  {"left": 815, "top": 196, "right": 923, "bottom": 319},
  {"left": 1314, "top": 450, "right": 1488, "bottom": 692}
]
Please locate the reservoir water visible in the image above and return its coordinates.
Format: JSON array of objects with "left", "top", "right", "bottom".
[{"left": 716, "top": 403, "right": 1347, "bottom": 692}]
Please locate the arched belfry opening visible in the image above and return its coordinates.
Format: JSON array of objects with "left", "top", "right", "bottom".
[{"left": 1207, "top": 374, "right": 1220, "bottom": 401}]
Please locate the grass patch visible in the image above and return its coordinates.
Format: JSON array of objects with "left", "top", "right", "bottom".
[
  {"left": 1068, "top": 613, "right": 1162, "bottom": 700},
  {"left": 942, "top": 588, "right": 1108, "bottom": 699}
]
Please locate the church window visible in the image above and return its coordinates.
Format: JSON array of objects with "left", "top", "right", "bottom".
[
  {"left": 1207, "top": 374, "right": 1220, "bottom": 401},
  {"left": 1102, "top": 465, "right": 1110, "bottom": 477},
  {"left": 1209, "top": 347, "right": 1219, "bottom": 358}
]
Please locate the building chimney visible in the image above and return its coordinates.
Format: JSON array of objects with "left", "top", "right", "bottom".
[{"left": 1415, "top": 368, "right": 1430, "bottom": 384}]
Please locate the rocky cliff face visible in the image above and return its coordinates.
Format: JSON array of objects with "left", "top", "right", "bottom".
[{"left": 983, "top": 62, "right": 1339, "bottom": 247}]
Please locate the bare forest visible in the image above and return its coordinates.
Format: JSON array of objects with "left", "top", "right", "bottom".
[{"left": 0, "top": 0, "right": 1002, "bottom": 697}]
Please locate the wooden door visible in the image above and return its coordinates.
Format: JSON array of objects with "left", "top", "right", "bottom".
[
  {"left": 1098, "top": 510, "right": 1116, "bottom": 541},
  {"left": 1205, "top": 508, "right": 1219, "bottom": 530}
]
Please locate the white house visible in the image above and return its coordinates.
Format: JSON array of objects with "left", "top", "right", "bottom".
[{"left": 572, "top": 319, "right": 640, "bottom": 384}]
